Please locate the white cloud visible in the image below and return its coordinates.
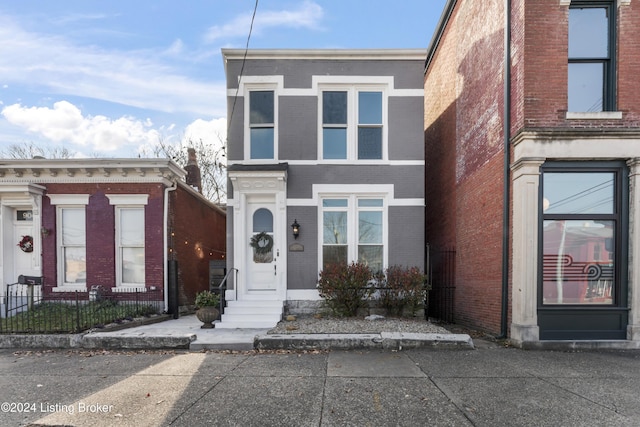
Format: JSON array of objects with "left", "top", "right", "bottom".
[
  {"left": 205, "top": 0, "right": 324, "bottom": 42},
  {"left": 1, "top": 101, "right": 161, "bottom": 152},
  {"left": 184, "top": 117, "right": 227, "bottom": 150},
  {"left": 0, "top": 16, "right": 225, "bottom": 117}
]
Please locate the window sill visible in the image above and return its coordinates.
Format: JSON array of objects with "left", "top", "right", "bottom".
[
  {"left": 52, "top": 285, "right": 87, "bottom": 292},
  {"left": 111, "top": 286, "right": 147, "bottom": 293},
  {"left": 566, "top": 111, "right": 623, "bottom": 120}
]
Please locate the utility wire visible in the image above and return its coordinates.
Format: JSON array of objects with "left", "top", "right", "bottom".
[{"left": 228, "top": 0, "right": 259, "bottom": 134}]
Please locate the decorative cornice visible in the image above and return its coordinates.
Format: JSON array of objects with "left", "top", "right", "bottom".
[
  {"left": 222, "top": 48, "right": 427, "bottom": 62},
  {"left": 0, "top": 158, "right": 185, "bottom": 184}
]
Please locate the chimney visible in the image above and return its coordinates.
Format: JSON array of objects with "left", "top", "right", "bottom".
[{"left": 184, "top": 148, "right": 202, "bottom": 193}]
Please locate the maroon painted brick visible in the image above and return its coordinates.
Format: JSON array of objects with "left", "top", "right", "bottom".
[{"left": 40, "top": 182, "right": 225, "bottom": 307}]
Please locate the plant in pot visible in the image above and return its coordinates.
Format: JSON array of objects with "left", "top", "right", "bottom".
[{"left": 195, "top": 290, "right": 220, "bottom": 329}]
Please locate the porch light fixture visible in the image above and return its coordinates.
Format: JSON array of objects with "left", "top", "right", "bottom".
[{"left": 291, "top": 219, "right": 300, "bottom": 239}]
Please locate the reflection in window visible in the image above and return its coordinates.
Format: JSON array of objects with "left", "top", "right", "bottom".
[
  {"left": 321, "top": 89, "right": 384, "bottom": 160},
  {"left": 358, "top": 92, "right": 382, "bottom": 160},
  {"left": 250, "top": 91, "right": 274, "bottom": 159},
  {"left": 118, "top": 208, "right": 145, "bottom": 285},
  {"left": 61, "top": 208, "right": 86, "bottom": 284},
  {"left": 543, "top": 172, "right": 614, "bottom": 214},
  {"left": 321, "top": 197, "right": 384, "bottom": 272},
  {"left": 568, "top": 5, "right": 613, "bottom": 112},
  {"left": 542, "top": 171, "right": 617, "bottom": 305}
]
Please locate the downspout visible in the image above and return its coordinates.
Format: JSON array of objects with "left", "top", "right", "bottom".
[
  {"left": 499, "top": 0, "right": 512, "bottom": 338},
  {"left": 163, "top": 181, "right": 178, "bottom": 312}
]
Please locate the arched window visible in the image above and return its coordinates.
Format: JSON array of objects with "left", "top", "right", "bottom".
[{"left": 253, "top": 208, "right": 273, "bottom": 233}]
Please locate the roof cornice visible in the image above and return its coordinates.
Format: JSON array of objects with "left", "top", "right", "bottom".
[
  {"left": 222, "top": 48, "right": 427, "bottom": 62},
  {"left": 0, "top": 158, "right": 186, "bottom": 185}
]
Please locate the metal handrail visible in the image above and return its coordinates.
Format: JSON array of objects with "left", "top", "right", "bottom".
[{"left": 216, "top": 268, "right": 238, "bottom": 314}]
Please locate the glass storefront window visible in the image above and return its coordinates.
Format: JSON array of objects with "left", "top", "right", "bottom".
[{"left": 542, "top": 171, "right": 616, "bottom": 305}]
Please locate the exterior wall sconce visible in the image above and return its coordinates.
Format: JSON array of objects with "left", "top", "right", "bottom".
[
  {"left": 41, "top": 226, "right": 50, "bottom": 237},
  {"left": 291, "top": 219, "right": 300, "bottom": 239}
]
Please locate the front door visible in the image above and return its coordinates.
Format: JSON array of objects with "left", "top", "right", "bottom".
[{"left": 245, "top": 202, "right": 280, "bottom": 297}]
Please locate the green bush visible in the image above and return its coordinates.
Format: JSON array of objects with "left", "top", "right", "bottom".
[
  {"left": 317, "top": 262, "right": 374, "bottom": 317},
  {"left": 377, "top": 265, "right": 429, "bottom": 316}
]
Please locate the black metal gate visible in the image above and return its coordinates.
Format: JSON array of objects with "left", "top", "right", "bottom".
[{"left": 426, "top": 245, "right": 456, "bottom": 323}]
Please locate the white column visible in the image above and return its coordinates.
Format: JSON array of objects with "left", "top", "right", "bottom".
[
  {"left": 510, "top": 158, "right": 544, "bottom": 344},
  {"left": 627, "top": 159, "right": 640, "bottom": 341}
]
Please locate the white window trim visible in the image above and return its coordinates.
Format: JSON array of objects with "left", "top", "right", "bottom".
[
  {"left": 114, "top": 206, "right": 146, "bottom": 291},
  {"left": 48, "top": 194, "right": 89, "bottom": 206},
  {"left": 317, "top": 84, "right": 389, "bottom": 163},
  {"left": 52, "top": 205, "right": 87, "bottom": 292},
  {"left": 243, "top": 78, "right": 281, "bottom": 162},
  {"left": 318, "top": 191, "right": 389, "bottom": 272},
  {"left": 566, "top": 111, "right": 622, "bottom": 120},
  {"left": 106, "top": 194, "right": 149, "bottom": 206}
]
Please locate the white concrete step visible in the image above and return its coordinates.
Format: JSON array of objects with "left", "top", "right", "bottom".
[{"left": 216, "top": 300, "right": 283, "bottom": 329}]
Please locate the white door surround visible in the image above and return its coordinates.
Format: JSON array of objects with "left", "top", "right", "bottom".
[{"left": 229, "top": 165, "right": 288, "bottom": 302}]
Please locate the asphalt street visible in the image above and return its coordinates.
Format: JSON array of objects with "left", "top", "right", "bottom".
[{"left": 1, "top": 344, "right": 639, "bottom": 427}]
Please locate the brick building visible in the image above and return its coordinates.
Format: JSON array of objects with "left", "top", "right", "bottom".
[
  {"left": 0, "top": 158, "right": 225, "bottom": 314},
  {"left": 425, "top": 0, "right": 640, "bottom": 345}
]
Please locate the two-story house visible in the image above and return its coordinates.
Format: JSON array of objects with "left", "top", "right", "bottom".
[
  {"left": 425, "top": 0, "right": 640, "bottom": 345},
  {"left": 221, "top": 49, "right": 426, "bottom": 328}
]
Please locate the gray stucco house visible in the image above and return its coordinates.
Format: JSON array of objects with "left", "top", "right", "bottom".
[{"left": 220, "top": 49, "right": 426, "bottom": 328}]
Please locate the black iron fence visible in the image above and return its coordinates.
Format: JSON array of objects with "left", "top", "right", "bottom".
[
  {"left": 1, "top": 283, "right": 163, "bottom": 334},
  {"left": 426, "top": 245, "right": 456, "bottom": 323}
]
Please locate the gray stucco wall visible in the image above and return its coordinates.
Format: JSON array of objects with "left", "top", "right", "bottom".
[
  {"left": 279, "top": 96, "right": 317, "bottom": 161},
  {"left": 284, "top": 205, "right": 425, "bottom": 291},
  {"left": 286, "top": 165, "right": 424, "bottom": 200},
  {"left": 225, "top": 59, "right": 425, "bottom": 91}
]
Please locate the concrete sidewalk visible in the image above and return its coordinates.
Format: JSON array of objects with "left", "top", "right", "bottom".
[{"left": 0, "top": 315, "right": 474, "bottom": 351}]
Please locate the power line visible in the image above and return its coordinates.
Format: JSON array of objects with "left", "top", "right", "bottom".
[{"left": 228, "top": 0, "right": 259, "bottom": 134}]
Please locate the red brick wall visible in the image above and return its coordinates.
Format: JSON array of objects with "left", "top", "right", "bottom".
[
  {"left": 42, "top": 183, "right": 165, "bottom": 295},
  {"left": 425, "top": 0, "right": 505, "bottom": 334},
  {"left": 170, "top": 185, "right": 226, "bottom": 305},
  {"left": 511, "top": 0, "right": 640, "bottom": 132}
]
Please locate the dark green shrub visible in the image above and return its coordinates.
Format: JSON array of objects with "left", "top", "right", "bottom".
[
  {"left": 317, "top": 262, "right": 374, "bottom": 317},
  {"left": 377, "top": 265, "right": 429, "bottom": 316}
]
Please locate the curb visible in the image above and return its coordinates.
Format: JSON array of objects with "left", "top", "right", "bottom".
[
  {"left": 254, "top": 333, "right": 474, "bottom": 351},
  {"left": 0, "top": 333, "right": 195, "bottom": 350}
]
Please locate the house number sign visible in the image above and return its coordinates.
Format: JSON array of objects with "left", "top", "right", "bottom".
[{"left": 16, "top": 210, "right": 33, "bottom": 221}]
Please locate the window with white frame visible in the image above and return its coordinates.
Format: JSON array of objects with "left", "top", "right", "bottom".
[
  {"left": 117, "top": 207, "right": 145, "bottom": 287},
  {"left": 321, "top": 87, "right": 385, "bottom": 160},
  {"left": 48, "top": 194, "right": 89, "bottom": 290},
  {"left": 60, "top": 207, "right": 86, "bottom": 286},
  {"left": 107, "top": 194, "right": 148, "bottom": 289},
  {"left": 321, "top": 196, "right": 385, "bottom": 272},
  {"left": 249, "top": 90, "right": 275, "bottom": 159}
]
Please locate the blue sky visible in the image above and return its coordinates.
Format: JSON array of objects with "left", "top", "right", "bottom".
[{"left": 0, "top": 0, "right": 447, "bottom": 158}]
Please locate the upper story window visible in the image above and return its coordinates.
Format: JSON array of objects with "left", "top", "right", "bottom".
[
  {"left": 249, "top": 90, "right": 275, "bottom": 159},
  {"left": 321, "top": 87, "right": 385, "bottom": 161},
  {"left": 568, "top": 2, "right": 615, "bottom": 112}
]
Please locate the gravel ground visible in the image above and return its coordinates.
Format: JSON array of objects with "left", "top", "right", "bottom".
[{"left": 267, "top": 315, "right": 452, "bottom": 335}]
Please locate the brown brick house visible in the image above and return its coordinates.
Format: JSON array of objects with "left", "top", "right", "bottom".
[
  {"left": 0, "top": 158, "right": 225, "bottom": 314},
  {"left": 425, "top": 0, "right": 640, "bottom": 345}
]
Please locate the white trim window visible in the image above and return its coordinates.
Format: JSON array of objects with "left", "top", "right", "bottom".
[
  {"left": 244, "top": 84, "right": 279, "bottom": 160},
  {"left": 107, "top": 194, "right": 148, "bottom": 290},
  {"left": 48, "top": 194, "right": 89, "bottom": 291},
  {"left": 116, "top": 207, "right": 145, "bottom": 288},
  {"left": 321, "top": 195, "right": 386, "bottom": 272},
  {"left": 320, "top": 86, "right": 387, "bottom": 161},
  {"left": 59, "top": 207, "right": 87, "bottom": 288}
]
